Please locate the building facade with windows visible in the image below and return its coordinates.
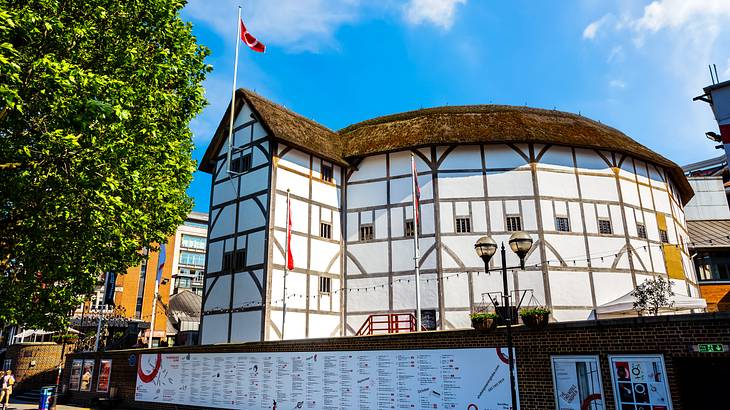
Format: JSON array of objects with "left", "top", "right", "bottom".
[
  {"left": 198, "top": 89, "right": 700, "bottom": 344},
  {"left": 113, "top": 212, "right": 208, "bottom": 345}
]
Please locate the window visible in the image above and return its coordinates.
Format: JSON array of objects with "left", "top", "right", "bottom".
[
  {"left": 223, "top": 251, "right": 233, "bottom": 272},
  {"left": 179, "top": 251, "right": 205, "bottom": 267},
  {"left": 598, "top": 219, "right": 612, "bottom": 234},
  {"left": 694, "top": 251, "right": 730, "bottom": 282},
  {"left": 555, "top": 217, "right": 570, "bottom": 232},
  {"left": 321, "top": 164, "right": 333, "bottom": 182},
  {"left": 318, "top": 276, "right": 332, "bottom": 294},
  {"left": 235, "top": 249, "right": 246, "bottom": 270},
  {"left": 183, "top": 220, "right": 208, "bottom": 229},
  {"left": 231, "top": 153, "right": 252, "bottom": 173},
  {"left": 404, "top": 220, "right": 415, "bottom": 237},
  {"left": 659, "top": 229, "right": 669, "bottom": 243},
  {"left": 506, "top": 216, "right": 522, "bottom": 232},
  {"left": 181, "top": 235, "right": 206, "bottom": 250},
  {"left": 359, "top": 224, "right": 374, "bottom": 241},
  {"left": 455, "top": 217, "right": 472, "bottom": 233},
  {"left": 320, "top": 222, "right": 332, "bottom": 239},
  {"left": 175, "top": 276, "right": 192, "bottom": 289},
  {"left": 637, "top": 223, "right": 647, "bottom": 239}
]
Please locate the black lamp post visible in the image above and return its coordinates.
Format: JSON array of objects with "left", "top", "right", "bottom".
[{"left": 474, "top": 232, "right": 533, "bottom": 410}]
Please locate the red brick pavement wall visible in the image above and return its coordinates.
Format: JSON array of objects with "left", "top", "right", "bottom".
[
  {"left": 6, "top": 343, "right": 67, "bottom": 393},
  {"left": 63, "top": 313, "right": 730, "bottom": 409}
]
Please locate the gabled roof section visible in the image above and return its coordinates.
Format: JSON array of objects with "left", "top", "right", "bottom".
[{"left": 199, "top": 89, "right": 344, "bottom": 173}]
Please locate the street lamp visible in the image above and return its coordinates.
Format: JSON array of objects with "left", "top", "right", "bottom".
[{"left": 474, "top": 232, "right": 533, "bottom": 410}]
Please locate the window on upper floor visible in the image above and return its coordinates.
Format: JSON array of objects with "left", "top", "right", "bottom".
[
  {"left": 231, "top": 153, "right": 252, "bottom": 174},
  {"left": 319, "top": 276, "right": 332, "bottom": 294},
  {"left": 637, "top": 223, "right": 647, "bottom": 239},
  {"left": 320, "top": 222, "right": 332, "bottom": 239},
  {"left": 405, "top": 219, "right": 415, "bottom": 237},
  {"left": 598, "top": 219, "right": 613, "bottom": 235},
  {"left": 555, "top": 216, "right": 570, "bottom": 232},
  {"left": 180, "top": 250, "right": 205, "bottom": 267},
  {"left": 223, "top": 251, "right": 233, "bottom": 272},
  {"left": 359, "top": 224, "right": 374, "bottom": 241},
  {"left": 235, "top": 249, "right": 246, "bottom": 270},
  {"left": 181, "top": 234, "right": 206, "bottom": 250},
  {"left": 660, "top": 229, "right": 669, "bottom": 243},
  {"left": 455, "top": 217, "right": 472, "bottom": 233},
  {"left": 321, "top": 164, "right": 333, "bottom": 182},
  {"left": 694, "top": 251, "right": 730, "bottom": 282},
  {"left": 506, "top": 215, "right": 522, "bottom": 232}
]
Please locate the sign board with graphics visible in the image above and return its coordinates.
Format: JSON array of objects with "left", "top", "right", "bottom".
[
  {"left": 135, "top": 348, "right": 518, "bottom": 409},
  {"left": 97, "top": 359, "right": 112, "bottom": 393},
  {"left": 608, "top": 355, "right": 671, "bottom": 410},
  {"left": 69, "top": 359, "right": 82, "bottom": 391},
  {"left": 550, "top": 356, "right": 604, "bottom": 410}
]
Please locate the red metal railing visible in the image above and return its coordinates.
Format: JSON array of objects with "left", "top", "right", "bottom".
[{"left": 355, "top": 313, "right": 426, "bottom": 336}]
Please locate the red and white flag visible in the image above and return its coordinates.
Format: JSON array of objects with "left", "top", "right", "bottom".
[
  {"left": 286, "top": 197, "right": 294, "bottom": 270},
  {"left": 240, "top": 18, "right": 265, "bottom": 53}
]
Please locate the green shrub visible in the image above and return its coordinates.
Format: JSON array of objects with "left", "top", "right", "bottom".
[
  {"left": 519, "top": 307, "right": 551, "bottom": 317},
  {"left": 470, "top": 312, "right": 499, "bottom": 321}
]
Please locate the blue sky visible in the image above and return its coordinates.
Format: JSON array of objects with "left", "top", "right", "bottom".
[{"left": 182, "top": 0, "right": 730, "bottom": 212}]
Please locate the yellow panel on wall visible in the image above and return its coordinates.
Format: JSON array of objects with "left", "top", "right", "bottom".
[
  {"left": 656, "top": 213, "right": 668, "bottom": 231},
  {"left": 663, "top": 244, "right": 684, "bottom": 280}
]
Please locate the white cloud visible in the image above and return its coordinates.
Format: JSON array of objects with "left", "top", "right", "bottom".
[
  {"left": 633, "top": 0, "right": 730, "bottom": 32},
  {"left": 184, "top": 0, "right": 362, "bottom": 52},
  {"left": 583, "top": 14, "right": 611, "bottom": 40},
  {"left": 609, "top": 79, "right": 626, "bottom": 89},
  {"left": 404, "top": 0, "right": 467, "bottom": 29}
]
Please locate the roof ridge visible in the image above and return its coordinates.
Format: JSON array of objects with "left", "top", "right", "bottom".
[
  {"left": 337, "top": 104, "right": 624, "bottom": 137},
  {"left": 240, "top": 89, "right": 336, "bottom": 135}
]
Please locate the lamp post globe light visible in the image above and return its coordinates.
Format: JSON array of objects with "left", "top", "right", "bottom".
[{"left": 474, "top": 232, "right": 533, "bottom": 410}]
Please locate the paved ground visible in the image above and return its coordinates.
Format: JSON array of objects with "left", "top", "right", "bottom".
[{"left": 6, "top": 399, "right": 91, "bottom": 410}]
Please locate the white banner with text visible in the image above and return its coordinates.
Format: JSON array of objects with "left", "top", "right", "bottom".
[{"left": 135, "top": 347, "right": 518, "bottom": 409}]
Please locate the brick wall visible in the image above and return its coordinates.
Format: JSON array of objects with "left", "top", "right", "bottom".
[
  {"left": 63, "top": 313, "right": 730, "bottom": 409},
  {"left": 6, "top": 342, "right": 69, "bottom": 393}
]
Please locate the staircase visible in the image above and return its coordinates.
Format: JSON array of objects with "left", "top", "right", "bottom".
[
  {"left": 355, "top": 313, "right": 426, "bottom": 336},
  {"left": 12, "top": 389, "right": 40, "bottom": 404}
]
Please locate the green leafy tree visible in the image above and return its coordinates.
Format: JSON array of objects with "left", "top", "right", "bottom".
[
  {"left": 0, "top": 0, "right": 210, "bottom": 331},
  {"left": 633, "top": 276, "right": 675, "bottom": 316}
]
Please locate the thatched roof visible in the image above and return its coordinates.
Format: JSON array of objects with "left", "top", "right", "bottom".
[
  {"left": 200, "top": 90, "right": 693, "bottom": 204},
  {"left": 199, "top": 89, "right": 344, "bottom": 173}
]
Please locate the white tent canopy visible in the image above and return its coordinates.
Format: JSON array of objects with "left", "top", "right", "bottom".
[{"left": 595, "top": 291, "right": 707, "bottom": 317}]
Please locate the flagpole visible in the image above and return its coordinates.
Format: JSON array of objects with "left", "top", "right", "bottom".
[
  {"left": 282, "top": 189, "right": 290, "bottom": 340},
  {"left": 94, "top": 271, "right": 109, "bottom": 351},
  {"left": 411, "top": 153, "right": 422, "bottom": 332},
  {"left": 147, "top": 277, "right": 159, "bottom": 349},
  {"left": 227, "top": 5, "right": 242, "bottom": 175}
]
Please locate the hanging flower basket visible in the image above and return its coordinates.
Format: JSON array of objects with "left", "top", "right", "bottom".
[
  {"left": 519, "top": 308, "right": 551, "bottom": 329},
  {"left": 469, "top": 312, "right": 499, "bottom": 332}
]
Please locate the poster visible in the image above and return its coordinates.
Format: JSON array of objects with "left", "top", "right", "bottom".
[
  {"left": 608, "top": 355, "right": 671, "bottom": 410},
  {"left": 80, "top": 359, "right": 95, "bottom": 392},
  {"left": 69, "top": 360, "right": 82, "bottom": 391},
  {"left": 97, "top": 359, "right": 112, "bottom": 393},
  {"left": 136, "top": 347, "right": 518, "bottom": 409},
  {"left": 551, "top": 356, "right": 604, "bottom": 410}
]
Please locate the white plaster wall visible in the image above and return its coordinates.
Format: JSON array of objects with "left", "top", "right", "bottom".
[
  {"left": 201, "top": 313, "right": 229, "bottom": 344},
  {"left": 230, "top": 311, "right": 262, "bottom": 342}
]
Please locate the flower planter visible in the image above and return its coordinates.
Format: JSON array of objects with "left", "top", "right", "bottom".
[
  {"left": 471, "top": 317, "right": 497, "bottom": 332},
  {"left": 520, "top": 313, "right": 549, "bottom": 329}
]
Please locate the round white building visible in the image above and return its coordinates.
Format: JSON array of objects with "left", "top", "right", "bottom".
[{"left": 198, "top": 90, "right": 698, "bottom": 344}]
